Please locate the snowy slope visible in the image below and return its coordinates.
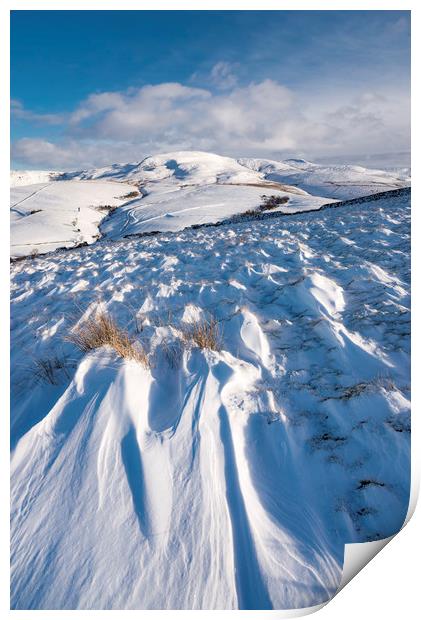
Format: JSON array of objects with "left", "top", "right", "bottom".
[
  {"left": 101, "top": 184, "right": 330, "bottom": 238},
  {"left": 238, "top": 157, "right": 410, "bottom": 200},
  {"left": 10, "top": 170, "right": 62, "bottom": 187},
  {"left": 10, "top": 180, "right": 137, "bottom": 257},
  {"left": 10, "top": 189, "right": 410, "bottom": 610}
]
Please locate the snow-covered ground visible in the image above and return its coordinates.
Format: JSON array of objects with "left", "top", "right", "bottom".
[
  {"left": 101, "top": 184, "right": 331, "bottom": 238},
  {"left": 10, "top": 180, "right": 137, "bottom": 257},
  {"left": 10, "top": 188, "right": 410, "bottom": 610},
  {"left": 10, "top": 169, "right": 62, "bottom": 187},
  {"left": 238, "top": 157, "right": 410, "bottom": 200},
  {"left": 10, "top": 151, "right": 410, "bottom": 257}
]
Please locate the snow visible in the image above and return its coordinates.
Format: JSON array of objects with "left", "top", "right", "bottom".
[
  {"left": 11, "top": 151, "right": 410, "bottom": 257},
  {"left": 64, "top": 151, "right": 410, "bottom": 202},
  {"left": 10, "top": 188, "right": 410, "bottom": 610},
  {"left": 10, "top": 180, "right": 137, "bottom": 257},
  {"left": 63, "top": 151, "right": 267, "bottom": 187},
  {"left": 238, "top": 157, "right": 410, "bottom": 200},
  {"left": 100, "top": 183, "right": 331, "bottom": 238},
  {"left": 10, "top": 169, "right": 62, "bottom": 187}
]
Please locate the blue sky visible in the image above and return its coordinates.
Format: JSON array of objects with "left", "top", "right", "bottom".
[{"left": 11, "top": 10, "right": 411, "bottom": 169}]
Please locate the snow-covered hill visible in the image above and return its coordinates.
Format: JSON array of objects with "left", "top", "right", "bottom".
[
  {"left": 10, "top": 170, "right": 62, "bottom": 187},
  {"left": 10, "top": 189, "right": 410, "bottom": 609},
  {"left": 10, "top": 180, "right": 137, "bottom": 257},
  {"left": 64, "top": 151, "right": 263, "bottom": 187},
  {"left": 10, "top": 151, "right": 410, "bottom": 257},
  {"left": 238, "top": 157, "right": 410, "bottom": 200},
  {"left": 63, "top": 151, "right": 409, "bottom": 198}
]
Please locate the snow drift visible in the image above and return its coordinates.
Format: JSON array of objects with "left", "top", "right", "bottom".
[{"left": 10, "top": 188, "right": 410, "bottom": 609}]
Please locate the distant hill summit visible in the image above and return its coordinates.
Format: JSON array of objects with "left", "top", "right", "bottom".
[{"left": 55, "top": 150, "right": 410, "bottom": 200}]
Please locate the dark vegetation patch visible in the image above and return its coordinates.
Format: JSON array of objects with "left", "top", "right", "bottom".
[
  {"left": 355, "top": 507, "right": 377, "bottom": 517},
  {"left": 261, "top": 194, "right": 290, "bottom": 209},
  {"left": 96, "top": 204, "right": 118, "bottom": 214},
  {"left": 119, "top": 190, "right": 140, "bottom": 200},
  {"left": 33, "top": 355, "right": 71, "bottom": 385},
  {"left": 386, "top": 415, "right": 411, "bottom": 433},
  {"left": 321, "top": 377, "right": 397, "bottom": 402},
  {"left": 310, "top": 432, "right": 348, "bottom": 451},
  {"left": 357, "top": 479, "right": 385, "bottom": 490},
  {"left": 232, "top": 194, "right": 290, "bottom": 220}
]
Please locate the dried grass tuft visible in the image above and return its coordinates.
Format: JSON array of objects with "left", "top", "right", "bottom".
[
  {"left": 180, "top": 315, "right": 222, "bottom": 351},
  {"left": 66, "top": 312, "right": 150, "bottom": 367}
]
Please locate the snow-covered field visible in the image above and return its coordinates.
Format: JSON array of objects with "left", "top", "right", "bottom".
[
  {"left": 101, "top": 183, "right": 333, "bottom": 238},
  {"left": 10, "top": 152, "right": 410, "bottom": 257},
  {"left": 10, "top": 169, "right": 62, "bottom": 187},
  {"left": 10, "top": 180, "right": 137, "bottom": 257},
  {"left": 10, "top": 186, "right": 410, "bottom": 609}
]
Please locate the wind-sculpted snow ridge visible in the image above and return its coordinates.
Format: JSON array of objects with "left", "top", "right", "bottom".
[{"left": 10, "top": 191, "right": 410, "bottom": 610}]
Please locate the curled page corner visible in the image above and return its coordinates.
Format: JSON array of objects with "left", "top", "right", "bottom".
[
  {"left": 335, "top": 472, "right": 419, "bottom": 597},
  {"left": 262, "top": 474, "right": 419, "bottom": 619},
  {"left": 270, "top": 534, "right": 399, "bottom": 618},
  {"left": 250, "top": 601, "right": 327, "bottom": 618},
  {"left": 336, "top": 535, "right": 394, "bottom": 594}
]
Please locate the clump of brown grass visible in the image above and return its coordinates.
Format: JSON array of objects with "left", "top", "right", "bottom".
[
  {"left": 180, "top": 315, "right": 222, "bottom": 351},
  {"left": 66, "top": 312, "right": 150, "bottom": 367}
]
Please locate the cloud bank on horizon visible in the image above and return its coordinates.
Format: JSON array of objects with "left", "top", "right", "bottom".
[{"left": 11, "top": 10, "right": 410, "bottom": 170}]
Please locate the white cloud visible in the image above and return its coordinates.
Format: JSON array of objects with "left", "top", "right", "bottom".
[
  {"left": 11, "top": 138, "right": 150, "bottom": 169},
  {"left": 210, "top": 62, "right": 238, "bottom": 90},
  {"left": 11, "top": 78, "right": 410, "bottom": 169},
  {"left": 11, "top": 99, "right": 63, "bottom": 125}
]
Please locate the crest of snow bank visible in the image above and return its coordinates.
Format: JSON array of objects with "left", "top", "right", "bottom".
[
  {"left": 307, "top": 272, "right": 346, "bottom": 318},
  {"left": 11, "top": 346, "right": 341, "bottom": 610}
]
